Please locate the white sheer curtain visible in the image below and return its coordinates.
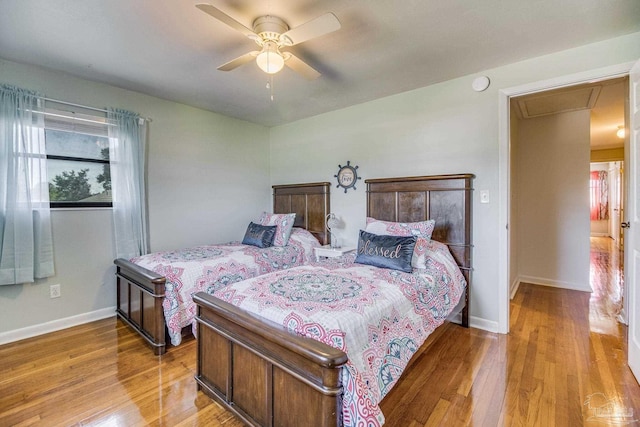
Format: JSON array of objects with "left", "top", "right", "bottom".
[
  {"left": 108, "top": 108, "right": 149, "bottom": 259},
  {"left": 0, "top": 84, "right": 54, "bottom": 285}
]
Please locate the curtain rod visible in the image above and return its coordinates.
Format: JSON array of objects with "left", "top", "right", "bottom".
[{"left": 41, "top": 96, "right": 152, "bottom": 122}]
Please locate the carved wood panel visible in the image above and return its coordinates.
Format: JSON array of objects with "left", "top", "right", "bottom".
[
  {"left": 366, "top": 174, "right": 473, "bottom": 272},
  {"left": 273, "top": 182, "right": 331, "bottom": 245}
]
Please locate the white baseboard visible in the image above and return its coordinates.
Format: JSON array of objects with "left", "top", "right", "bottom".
[
  {"left": 629, "top": 335, "right": 640, "bottom": 384},
  {"left": 510, "top": 278, "right": 521, "bottom": 299},
  {"left": 447, "top": 311, "right": 499, "bottom": 333},
  {"left": 0, "top": 306, "right": 116, "bottom": 346},
  {"left": 618, "top": 308, "right": 628, "bottom": 325},
  {"left": 470, "top": 316, "right": 499, "bottom": 333},
  {"left": 517, "top": 275, "right": 592, "bottom": 293}
]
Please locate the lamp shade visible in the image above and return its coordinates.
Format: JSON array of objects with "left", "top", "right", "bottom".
[
  {"left": 256, "top": 42, "right": 284, "bottom": 74},
  {"left": 326, "top": 213, "right": 340, "bottom": 248},
  {"left": 326, "top": 214, "right": 339, "bottom": 231}
]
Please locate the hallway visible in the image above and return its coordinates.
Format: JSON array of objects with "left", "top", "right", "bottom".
[{"left": 589, "top": 236, "right": 624, "bottom": 335}]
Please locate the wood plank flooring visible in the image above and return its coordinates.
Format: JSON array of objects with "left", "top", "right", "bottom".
[{"left": 2, "top": 237, "right": 639, "bottom": 426}]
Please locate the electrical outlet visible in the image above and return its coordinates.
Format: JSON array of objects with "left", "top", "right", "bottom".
[{"left": 50, "top": 284, "right": 61, "bottom": 299}]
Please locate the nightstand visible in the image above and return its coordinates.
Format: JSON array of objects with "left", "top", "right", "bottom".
[{"left": 314, "top": 245, "right": 355, "bottom": 262}]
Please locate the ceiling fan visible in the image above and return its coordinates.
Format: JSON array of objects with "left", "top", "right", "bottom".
[{"left": 196, "top": 3, "right": 341, "bottom": 80}]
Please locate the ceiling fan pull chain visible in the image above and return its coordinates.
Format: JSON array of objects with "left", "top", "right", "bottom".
[{"left": 270, "top": 75, "right": 274, "bottom": 101}]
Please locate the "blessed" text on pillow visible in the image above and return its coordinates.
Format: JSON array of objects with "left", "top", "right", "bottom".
[{"left": 358, "top": 239, "right": 403, "bottom": 259}]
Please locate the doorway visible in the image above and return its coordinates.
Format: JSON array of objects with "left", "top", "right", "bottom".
[
  {"left": 510, "top": 77, "right": 626, "bottom": 292},
  {"left": 497, "top": 62, "right": 634, "bottom": 334}
]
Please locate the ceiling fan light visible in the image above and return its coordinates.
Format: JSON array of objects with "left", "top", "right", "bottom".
[{"left": 256, "top": 44, "right": 284, "bottom": 74}]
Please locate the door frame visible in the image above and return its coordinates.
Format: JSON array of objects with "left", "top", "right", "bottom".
[{"left": 497, "top": 61, "right": 635, "bottom": 334}]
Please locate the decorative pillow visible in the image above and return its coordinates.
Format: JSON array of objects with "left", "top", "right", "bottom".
[
  {"left": 288, "top": 227, "right": 322, "bottom": 248},
  {"left": 242, "top": 222, "right": 277, "bottom": 248},
  {"left": 354, "top": 230, "right": 416, "bottom": 273},
  {"left": 258, "top": 212, "right": 296, "bottom": 247},
  {"left": 365, "top": 217, "right": 435, "bottom": 269}
]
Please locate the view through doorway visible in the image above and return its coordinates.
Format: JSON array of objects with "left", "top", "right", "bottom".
[
  {"left": 508, "top": 75, "right": 627, "bottom": 325},
  {"left": 589, "top": 236, "right": 624, "bottom": 334}
]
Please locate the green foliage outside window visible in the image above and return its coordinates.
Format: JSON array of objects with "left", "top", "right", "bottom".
[
  {"left": 44, "top": 110, "right": 112, "bottom": 207},
  {"left": 49, "top": 169, "right": 92, "bottom": 201}
]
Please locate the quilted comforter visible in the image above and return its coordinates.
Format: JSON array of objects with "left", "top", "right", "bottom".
[
  {"left": 211, "top": 239, "right": 466, "bottom": 426},
  {"left": 130, "top": 228, "right": 320, "bottom": 346}
]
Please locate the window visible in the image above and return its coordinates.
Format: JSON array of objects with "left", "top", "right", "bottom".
[
  {"left": 590, "top": 170, "right": 609, "bottom": 221},
  {"left": 43, "top": 105, "right": 112, "bottom": 208}
]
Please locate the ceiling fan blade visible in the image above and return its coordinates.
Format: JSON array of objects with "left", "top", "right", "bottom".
[
  {"left": 196, "top": 4, "right": 258, "bottom": 40},
  {"left": 279, "top": 13, "right": 341, "bottom": 46},
  {"left": 217, "top": 51, "right": 259, "bottom": 71},
  {"left": 284, "top": 53, "right": 321, "bottom": 80}
]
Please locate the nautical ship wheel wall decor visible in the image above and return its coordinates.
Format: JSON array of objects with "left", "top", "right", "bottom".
[{"left": 334, "top": 161, "right": 361, "bottom": 193}]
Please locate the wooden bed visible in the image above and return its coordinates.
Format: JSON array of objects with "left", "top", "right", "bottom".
[
  {"left": 114, "top": 182, "right": 331, "bottom": 355},
  {"left": 193, "top": 173, "right": 474, "bottom": 426}
]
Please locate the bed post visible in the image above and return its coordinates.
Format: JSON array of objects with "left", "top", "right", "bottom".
[{"left": 115, "top": 258, "right": 167, "bottom": 355}]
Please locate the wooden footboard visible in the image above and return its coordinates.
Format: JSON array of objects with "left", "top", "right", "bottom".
[
  {"left": 193, "top": 291, "right": 348, "bottom": 427},
  {"left": 114, "top": 258, "right": 167, "bottom": 355}
]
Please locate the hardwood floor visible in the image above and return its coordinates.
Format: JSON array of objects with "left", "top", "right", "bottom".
[
  {"left": 2, "top": 236, "right": 639, "bottom": 426},
  {"left": 0, "top": 318, "right": 243, "bottom": 427},
  {"left": 380, "top": 236, "right": 639, "bottom": 426}
]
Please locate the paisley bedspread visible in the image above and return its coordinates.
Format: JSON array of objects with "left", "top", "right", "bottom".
[
  {"left": 211, "top": 239, "right": 466, "bottom": 426},
  {"left": 130, "top": 228, "right": 320, "bottom": 346}
]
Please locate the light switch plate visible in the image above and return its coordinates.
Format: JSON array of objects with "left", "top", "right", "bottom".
[{"left": 480, "top": 190, "right": 490, "bottom": 204}]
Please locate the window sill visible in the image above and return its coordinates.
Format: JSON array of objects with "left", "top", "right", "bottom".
[{"left": 50, "top": 207, "right": 113, "bottom": 212}]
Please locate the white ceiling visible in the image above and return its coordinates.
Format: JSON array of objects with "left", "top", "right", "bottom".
[
  {"left": 1, "top": 0, "right": 639, "bottom": 127},
  {"left": 514, "top": 78, "right": 627, "bottom": 150}
]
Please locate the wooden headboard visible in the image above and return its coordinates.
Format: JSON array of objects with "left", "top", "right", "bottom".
[
  {"left": 366, "top": 174, "right": 474, "bottom": 326},
  {"left": 273, "top": 182, "right": 331, "bottom": 246}
]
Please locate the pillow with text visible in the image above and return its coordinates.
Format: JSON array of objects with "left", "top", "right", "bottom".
[
  {"left": 354, "top": 229, "right": 417, "bottom": 273},
  {"left": 365, "top": 217, "right": 435, "bottom": 269}
]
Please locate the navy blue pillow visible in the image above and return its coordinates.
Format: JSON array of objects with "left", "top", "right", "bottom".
[
  {"left": 354, "top": 230, "right": 417, "bottom": 273},
  {"left": 242, "top": 222, "right": 277, "bottom": 248}
]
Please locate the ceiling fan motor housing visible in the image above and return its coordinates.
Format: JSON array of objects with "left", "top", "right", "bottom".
[
  {"left": 195, "top": 4, "right": 340, "bottom": 79},
  {"left": 252, "top": 16, "right": 289, "bottom": 42}
]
